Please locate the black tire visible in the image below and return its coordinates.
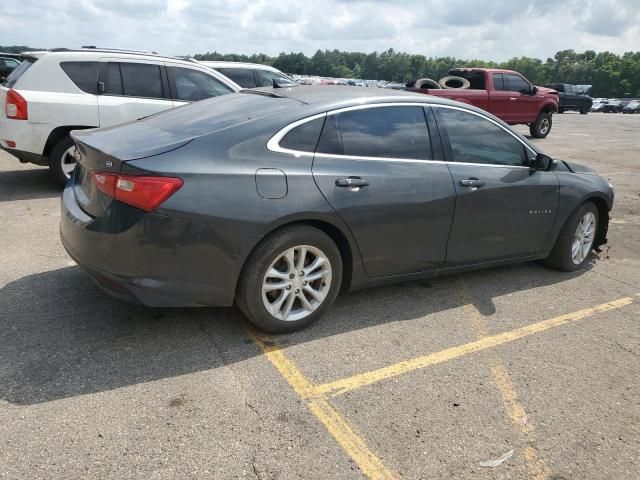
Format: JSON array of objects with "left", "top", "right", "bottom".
[
  {"left": 544, "top": 202, "right": 598, "bottom": 272},
  {"left": 438, "top": 75, "right": 470, "bottom": 89},
  {"left": 48, "top": 135, "right": 76, "bottom": 186},
  {"left": 529, "top": 111, "right": 552, "bottom": 138},
  {"left": 558, "top": 108, "right": 565, "bottom": 114},
  {"left": 580, "top": 104, "right": 589, "bottom": 114},
  {"left": 236, "top": 225, "right": 342, "bottom": 333}
]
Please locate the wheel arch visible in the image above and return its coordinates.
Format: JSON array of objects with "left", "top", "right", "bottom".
[
  {"left": 43, "top": 125, "right": 96, "bottom": 159},
  {"left": 541, "top": 101, "right": 558, "bottom": 114},
  {"left": 237, "top": 217, "right": 359, "bottom": 296}
]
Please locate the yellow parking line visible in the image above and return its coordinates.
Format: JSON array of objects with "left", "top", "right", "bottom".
[
  {"left": 246, "top": 328, "right": 398, "bottom": 480},
  {"left": 459, "top": 285, "right": 550, "bottom": 480},
  {"left": 311, "top": 296, "right": 634, "bottom": 397}
]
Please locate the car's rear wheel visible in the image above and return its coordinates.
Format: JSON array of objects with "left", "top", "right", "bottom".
[
  {"left": 530, "top": 112, "right": 552, "bottom": 138},
  {"left": 236, "top": 225, "right": 342, "bottom": 333},
  {"left": 580, "top": 104, "right": 589, "bottom": 114},
  {"left": 49, "top": 135, "right": 76, "bottom": 186},
  {"left": 544, "top": 202, "right": 598, "bottom": 271}
]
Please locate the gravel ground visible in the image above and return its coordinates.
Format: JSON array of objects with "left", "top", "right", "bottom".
[{"left": 1, "top": 112, "right": 638, "bottom": 479}]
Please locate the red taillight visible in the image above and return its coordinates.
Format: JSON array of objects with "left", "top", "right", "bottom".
[
  {"left": 6, "top": 89, "right": 28, "bottom": 120},
  {"left": 91, "top": 172, "right": 183, "bottom": 212}
]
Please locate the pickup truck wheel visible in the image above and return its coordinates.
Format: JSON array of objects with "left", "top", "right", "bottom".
[
  {"left": 529, "top": 112, "right": 552, "bottom": 138},
  {"left": 49, "top": 135, "right": 76, "bottom": 186},
  {"left": 580, "top": 105, "right": 589, "bottom": 114}
]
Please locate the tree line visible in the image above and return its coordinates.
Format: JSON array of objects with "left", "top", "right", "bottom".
[
  {"left": 3, "top": 45, "right": 638, "bottom": 97},
  {"left": 194, "top": 49, "right": 640, "bottom": 98}
]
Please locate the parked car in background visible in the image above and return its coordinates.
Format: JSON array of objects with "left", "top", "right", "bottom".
[
  {"left": 602, "top": 99, "right": 623, "bottom": 113},
  {"left": 622, "top": 100, "right": 640, "bottom": 113},
  {"left": 200, "top": 61, "right": 298, "bottom": 88},
  {"left": 0, "top": 57, "right": 20, "bottom": 82},
  {"left": 407, "top": 68, "right": 559, "bottom": 138},
  {"left": 590, "top": 100, "right": 607, "bottom": 112},
  {"left": 0, "top": 48, "right": 239, "bottom": 185},
  {"left": 61, "top": 86, "right": 612, "bottom": 332},
  {"left": 544, "top": 83, "right": 592, "bottom": 114}
]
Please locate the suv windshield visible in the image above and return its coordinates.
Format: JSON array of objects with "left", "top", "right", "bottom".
[{"left": 3, "top": 57, "right": 35, "bottom": 87}]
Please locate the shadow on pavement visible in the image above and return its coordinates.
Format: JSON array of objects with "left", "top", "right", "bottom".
[
  {"left": 0, "top": 262, "right": 589, "bottom": 405},
  {"left": 0, "top": 168, "right": 61, "bottom": 202}
]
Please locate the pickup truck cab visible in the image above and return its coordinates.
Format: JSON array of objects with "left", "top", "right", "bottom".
[{"left": 408, "top": 68, "right": 559, "bottom": 138}]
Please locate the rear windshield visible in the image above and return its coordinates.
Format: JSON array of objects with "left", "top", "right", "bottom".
[
  {"left": 3, "top": 57, "right": 35, "bottom": 87},
  {"left": 448, "top": 70, "right": 486, "bottom": 89},
  {"left": 60, "top": 61, "right": 99, "bottom": 94}
]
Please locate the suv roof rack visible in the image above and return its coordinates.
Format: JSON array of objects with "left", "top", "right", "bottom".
[{"left": 49, "top": 47, "right": 167, "bottom": 57}]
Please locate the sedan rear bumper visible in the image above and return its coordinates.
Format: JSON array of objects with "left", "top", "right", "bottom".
[{"left": 60, "top": 182, "right": 260, "bottom": 307}]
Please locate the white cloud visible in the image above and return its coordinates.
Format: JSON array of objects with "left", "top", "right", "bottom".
[{"left": 0, "top": 0, "right": 638, "bottom": 60}]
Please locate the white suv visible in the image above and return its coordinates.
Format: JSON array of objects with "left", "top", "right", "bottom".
[
  {"left": 200, "top": 61, "right": 298, "bottom": 89},
  {"left": 0, "top": 48, "right": 240, "bottom": 184}
]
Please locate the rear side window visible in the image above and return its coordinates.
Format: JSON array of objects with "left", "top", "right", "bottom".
[
  {"left": 60, "top": 61, "right": 99, "bottom": 94},
  {"left": 438, "top": 108, "right": 526, "bottom": 166},
  {"left": 168, "top": 67, "right": 233, "bottom": 101},
  {"left": 105, "top": 63, "right": 124, "bottom": 95},
  {"left": 492, "top": 74, "right": 505, "bottom": 91},
  {"left": 280, "top": 117, "right": 325, "bottom": 152},
  {"left": 505, "top": 74, "right": 530, "bottom": 93},
  {"left": 4, "top": 58, "right": 35, "bottom": 88},
  {"left": 255, "top": 69, "right": 297, "bottom": 87},
  {"left": 317, "top": 106, "right": 431, "bottom": 160},
  {"left": 216, "top": 68, "right": 257, "bottom": 88},
  {"left": 120, "top": 62, "right": 164, "bottom": 99}
]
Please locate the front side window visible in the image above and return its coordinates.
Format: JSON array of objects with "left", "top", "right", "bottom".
[
  {"left": 119, "top": 62, "right": 164, "bottom": 99},
  {"left": 256, "top": 69, "right": 297, "bottom": 87},
  {"left": 438, "top": 108, "right": 527, "bottom": 167},
  {"left": 60, "top": 61, "right": 99, "bottom": 94},
  {"left": 505, "top": 74, "right": 531, "bottom": 93},
  {"left": 169, "top": 67, "right": 233, "bottom": 101},
  {"left": 216, "top": 68, "right": 257, "bottom": 88},
  {"left": 317, "top": 106, "right": 432, "bottom": 160}
]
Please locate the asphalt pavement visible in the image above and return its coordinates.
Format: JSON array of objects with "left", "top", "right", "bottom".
[{"left": 1, "top": 112, "right": 639, "bottom": 479}]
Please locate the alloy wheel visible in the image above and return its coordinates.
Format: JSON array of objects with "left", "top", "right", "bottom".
[
  {"left": 571, "top": 211, "right": 596, "bottom": 264},
  {"left": 60, "top": 146, "right": 77, "bottom": 178},
  {"left": 539, "top": 118, "right": 550, "bottom": 135},
  {"left": 261, "top": 245, "right": 332, "bottom": 321}
]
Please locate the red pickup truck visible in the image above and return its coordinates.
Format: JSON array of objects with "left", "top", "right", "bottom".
[{"left": 407, "top": 68, "right": 559, "bottom": 138}]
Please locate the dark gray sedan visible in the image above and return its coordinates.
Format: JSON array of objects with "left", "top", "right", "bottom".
[{"left": 60, "top": 86, "right": 614, "bottom": 332}]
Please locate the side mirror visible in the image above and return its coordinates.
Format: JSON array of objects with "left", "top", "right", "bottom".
[
  {"left": 531, "top": 153, "right": 553, "bottom": 171},
  {"left": 530, "top": 85, "right": 538, "bottom": 95}
]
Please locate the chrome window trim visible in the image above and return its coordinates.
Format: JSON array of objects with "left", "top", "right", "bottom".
[{"left": 266, "top": 102, "right": 537, "bottom": 169}]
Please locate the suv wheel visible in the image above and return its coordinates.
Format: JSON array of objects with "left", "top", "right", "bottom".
[
  {"left": 236, "top": 225, "right": 342, "bottom": 333},
  {"left": 580, "top": 105, "right": 589, "bottom": 115},
  {"left": 530, "top": 112, "right": 552, "bottom": 138},
  {"left": 544, "top": 202, "right": 598, "bottom": 271},
  {"left": 49, "top": 135, "right": 76, "bottom": 186}
]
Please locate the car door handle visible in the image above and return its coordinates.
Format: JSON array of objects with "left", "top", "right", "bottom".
[
  {"left": 335, "top": 177, "right": 370, "bottom": 188},
  {"left": 509, "top": 97, "right": 517, "bottom": 101},
  {"left": 459, "top": 178, "right": 485, "bottom": 187}
]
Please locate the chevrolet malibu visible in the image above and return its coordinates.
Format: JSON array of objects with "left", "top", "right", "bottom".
[{"left": 61, "top": 86, "right": 614, "bottom": 332}]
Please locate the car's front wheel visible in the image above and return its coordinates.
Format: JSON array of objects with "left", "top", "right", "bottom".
[
  {"left": 580, "top": 104, "right": 589, "bottom": 114},
  {"left": 236, "top": 225, "right": 342, "bottom": 333},
  {"left": 544, "top": 202, "right": 598, "bottom": 271},
  {"left": 530, "top": 112, "right": 552, "bottom": 138},
  {"left": 49, "top": 135, "right": 76, "bottom": 186}
]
